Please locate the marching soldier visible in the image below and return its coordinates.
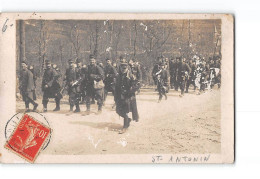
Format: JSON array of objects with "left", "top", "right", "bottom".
[
  {"left": 177, "top": 57, "right": 191, "bottom": 97},
  {"left": 65, "top": 59, "right": 82, "bottom": 112},
  {"left": 185, "top": 59, "right": 197, "bottom": 93},
  {"left": 208, "top": 59, "right": 216, "bottom": 89},
  {"left": 41, "top": 60, "right": 60, "bottom": 112},
  {"left": 52, "top": 64, "right": 63, "bottom": 110},
  {"left": 85, "top": 55, "right": 104, "bottom": 115},
  {"left": 104, "top": 57, "right": 118, "bottom": 103},
  {"left": 215, "top": 57, "right": 221, "bottom": 88},
  {"left": 115, "top": 62, "right": 139, "bottom": 133},
  {"left": 155, "top": 62, "right": 170, "bottom": 102},
  {"left": 129, "top": 59, "right": 142, "bottom": 94},
  {"left": 152, "top": 57, "right": 163, "bottom": 86},
  {"left": 19, "top": 61, "right": 38, "bottom": 112},
  {"left": 76, "top": 60, "right": 86, "bottom": 104},
  {"left": 129, "top": 59, "right": 142, "bottom": 83},
  {"left": 169, "top": 57, "right": 178, "bottom": 90},
  {"left": 198, "top": 63, "right": 207, "bottom": 93}
]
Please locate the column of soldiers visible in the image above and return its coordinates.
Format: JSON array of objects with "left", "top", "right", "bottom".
[
  {"left": 152, "top": 55, "right": 221, "bottom": 101},
  {"left": 19, "top": 55, "right": 142, "bottom": 132},
  {"left": 19, "top": 54, "right": 220, "bottom": 131}
]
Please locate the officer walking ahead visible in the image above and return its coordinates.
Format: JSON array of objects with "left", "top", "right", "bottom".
[
  {"left": 85, "top": 55, "right": 104, "bottom": 115},
  {"left": 19, "top": 61, "right": 38, "bottom": 112},
  {"left": 42, "top": 60, "right": 60, "bottom": 112},
  {"left": 65, "top": 59, "right": 82, "bottom": 112},
  {"left": 177, "top": 57, "right": 191, "bottom": 97},
  {"left": 115, "top": 62, "right": 139, "bottom": 133}
]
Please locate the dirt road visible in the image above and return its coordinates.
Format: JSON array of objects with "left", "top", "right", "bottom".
[{"left": 16, "top": 88, "right": 221, "bottom": 155}]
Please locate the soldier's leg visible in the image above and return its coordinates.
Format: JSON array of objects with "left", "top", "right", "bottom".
[
  {"left": 26, "top": 95, "right": 37, "bottom": 106},
  {"left": 53, "top": 97, "right": 60, "bottom": 111},
  {"left": 85, "top": 95, "right": 91, "bottom": 113},
  {"left": 25, "top": 98, "right": 30, "bottom": 111},
  {"left": 180, "top": 80, "right": 184, "bottom": 95},
  {"left": 175, "top": 77, "right": 179, "bottom": 91},
  {"left": 74, "top": 92, "right": 80, "bottom": 113},
  {"left": 157, "top": 84, "right": 162, "bottom": 102},
  {"left": 96, "top": 89, "right": 103, "bottom": 113},
  {"left": 23, "top": 92, "right": 38, "bottom": 111},
  {"left": 104, "top": 88, "right": 108, "bottom": 103},
  {"left": 42, "top": 93, "right": 49, "bottom": 112},
  {"left": 164, "top": 89, "right": 167, "bottom": 100},
  {"left": 192, "top": 80, "right": 196, "bottom": 91},
  {"left": 122, "top": 113, "right": 131, "bottom": 128},
  {"left": 69, "top": 93, "right": 75, "bottom": 111},
  {"left": 185, "top": 79, "right": 190, "bottom": 93},
  {"left": 91, "top": 96, "right": 95, "bottom": 104}
]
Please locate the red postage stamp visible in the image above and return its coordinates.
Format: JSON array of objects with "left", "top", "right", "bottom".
[{"left": 5, "top": 114, "right": 51, "bottom": 163}]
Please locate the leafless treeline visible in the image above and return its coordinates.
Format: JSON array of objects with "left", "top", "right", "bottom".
[{"left": 16, "top": 19, "right": 221, "bottom": 85}]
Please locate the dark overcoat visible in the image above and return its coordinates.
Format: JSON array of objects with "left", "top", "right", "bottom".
[
  {"left": 42, "top": 68, "right": 59, "bottom": 98},
  {"left": 20, "top": 69, "right": 35, "bottom": 101},
  {"left": 115, "top": 70, "right": 139, "bottom": 121}
]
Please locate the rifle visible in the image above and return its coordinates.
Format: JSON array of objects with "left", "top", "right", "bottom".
[
  {"left": 55, "top": 83, "right": 67, "bottom": 100},
  {"left": 70, "top": 77, "right": 82, "bottom": 87}
]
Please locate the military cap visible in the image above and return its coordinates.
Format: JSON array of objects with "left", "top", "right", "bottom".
[
  {"left": 21, "top": 61, "right": 27, "bottom": 65},
  {"left": 45, "top": 60, "right": 51, "bottom": 64},
  {"left": 89, "top": 54, "right": 95, "bottom": 59},
  {"left": 76, "top": 58, "right": 82, "bottom": 63},
  {"left": 119, "top": 55, "right": 124, "bottom": 60},
  {"left": 120, "top": 62, "right": 128, "bottom": 66},
  {"left": 68, "top": 59, "right": 74, "bottom": 63},
  {"left": 160, "top": 62, "right": 166, "bottom": 66}
]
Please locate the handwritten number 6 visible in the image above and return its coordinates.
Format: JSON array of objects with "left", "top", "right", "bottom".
[{"left": 2, "top": 18, "right": 9, "bottom": 32}]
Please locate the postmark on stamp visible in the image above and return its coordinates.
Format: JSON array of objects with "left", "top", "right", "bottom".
[{"left": 4, "top": 113, "right": 51, "bottom": 163}]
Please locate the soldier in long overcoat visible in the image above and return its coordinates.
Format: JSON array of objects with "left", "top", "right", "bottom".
[
  {"left": 65, "top": 59, "right": 82, "bottom": 112},
  {"left": 42, "top": 60, "right": 60, "bottom": 112},
  {"left": 114, "top": 62, "right": 139, "bottom": 132},
  {"left": 19, "top": 61, "right": 38, "bottom": 112}
]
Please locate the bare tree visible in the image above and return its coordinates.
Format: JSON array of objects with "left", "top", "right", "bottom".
[
  {"left": 70, "top": 25, "right": 81, "bottom": 59},
  {"left": 37, "top": 21, "right": 49, "bottom": 74},
  {"left": 141, "top": 21, "right": 172, "bottom": 62},
  {"left": 133, "top": 21, "right": 138, "bottom": 57}
]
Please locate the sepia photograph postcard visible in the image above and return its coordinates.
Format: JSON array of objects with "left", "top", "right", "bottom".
[{"left": 0, "top": 13, "right": 234, "bottom": 163}]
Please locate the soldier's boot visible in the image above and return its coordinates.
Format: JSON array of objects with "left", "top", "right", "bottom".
[
  {"left": 33, "top": 103, "right": 38, "bottom": 111},
  {"left": 123, "top": 117, "right": 128, "bottom": 128},
  {"left": 74, "top": 104, "right": 80, "bottom": 113},
  {"left": 53, "top": 99, "right": 60, "bottom": 111},
  {"left": 25, "top": 102, "right": 30, "bottom": 112},
  {"left": 91, "top": 97, "right": 95, "bottom": 104},
  {"left": 185, "top": 85, "right": 189, "bottom": 93},
  {"left": 164, "top": 94, "right": 167, "bottom": 100},
  {"left": 194, "top": 85, "right": 196, "bottom": 91},
  {"left": 42, "top": 103, "right": 47, "bottom": 113}
]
